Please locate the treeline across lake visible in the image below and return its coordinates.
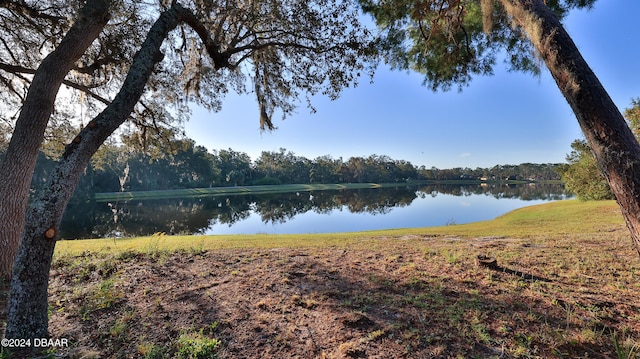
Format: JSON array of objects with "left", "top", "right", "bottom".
[{"left": 27, "top": 139, "right": 564, "bottom": 197}]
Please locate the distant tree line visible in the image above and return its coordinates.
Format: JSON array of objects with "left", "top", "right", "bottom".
[
  {"left": 7, "top": 137, "right": 566, "bottom": 198},
  {"left": 417, "top": 163, "right": 562, "bottom": 182}
]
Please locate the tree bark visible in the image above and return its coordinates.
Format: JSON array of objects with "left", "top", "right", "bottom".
[
  {"left": 4, "top": 2, "right": 220, "bottom": 342},
  {"left": 0, "top": 0, "right": 110, "bottom": 278},
  {"left": 500, "top": 0, "right": 640, "bottom": 252}
]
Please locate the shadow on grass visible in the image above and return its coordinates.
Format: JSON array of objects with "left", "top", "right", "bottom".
[
  {"left": 48, "top": 248, "right": 620, "bottom": 358},
  {"left": 477, "top": 255, "right": 552, "bottom": 282}
]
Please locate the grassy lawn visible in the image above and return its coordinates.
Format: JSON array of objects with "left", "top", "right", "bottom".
[{"left": 33, "top": 200, "right": 640, "bottom": 358}]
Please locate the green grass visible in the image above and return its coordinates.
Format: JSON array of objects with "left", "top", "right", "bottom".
[
  {"left": 420, "top": 199, "right": 625, "bottom": 238},
  {"left": 55, "top": 199, "right": 625, "bottom": 256}
]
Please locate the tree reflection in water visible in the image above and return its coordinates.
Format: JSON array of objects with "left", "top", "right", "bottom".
[{"left": 60, "top": 183, "right": 567, "bottom": 239}]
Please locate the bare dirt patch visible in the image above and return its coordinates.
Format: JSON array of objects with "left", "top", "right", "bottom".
[{"left": 3, "top": 234, "right": 640, "bottom": 358}]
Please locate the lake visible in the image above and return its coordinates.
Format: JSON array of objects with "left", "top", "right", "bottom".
[{"left": 60, "top": 183, "right": 569, "bottom": 239}]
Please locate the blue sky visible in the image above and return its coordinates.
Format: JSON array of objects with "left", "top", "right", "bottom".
[{"left": 185, "top": 1, "right": 639, "bottom": 169}]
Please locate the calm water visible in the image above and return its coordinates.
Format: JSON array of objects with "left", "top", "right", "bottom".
[{"left": 60, "top": 183, "right": 569, "bottom": 239}]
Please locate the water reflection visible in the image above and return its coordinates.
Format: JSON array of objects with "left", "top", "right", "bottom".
[{"left": 60, "top": 183, "right": 568, "bottom": 239}]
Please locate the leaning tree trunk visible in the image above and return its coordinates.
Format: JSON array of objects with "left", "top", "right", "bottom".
[
  {"left": 4, "top": 2, "right": 227, "bottom": 342},
  {"left": 500, "top": 0, "right": 640, "bottom": 253},
  {"left": 0, "top": 0, "right": 111, "bottom": 278}
]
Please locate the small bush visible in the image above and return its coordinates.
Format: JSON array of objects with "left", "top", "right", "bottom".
[
  {"left": 252, "top": 176, "right": 282, "bottom": 185},
  {"left": 176, "top": 327, "right": 221, "bottom": 359}
]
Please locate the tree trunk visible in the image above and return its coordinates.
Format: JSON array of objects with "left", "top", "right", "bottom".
[
  {"left": 4, "top": 2, "right": 207, "bottom": 342},
  {"left": 0, "top": 0, "right": 111, "bottom": 278},
  {"left": 501, "top": 0, "right": 640, "bottom": 252}
]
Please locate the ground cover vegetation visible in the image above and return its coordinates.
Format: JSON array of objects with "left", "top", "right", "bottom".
[{"left": 3, "top": 200, "right": 639, "bottom": 358}]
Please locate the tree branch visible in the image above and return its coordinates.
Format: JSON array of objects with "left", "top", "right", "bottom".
[
  {"left": 0, "top": 35, "right": 19, "bottom": 63},
  {"left": 175, "top": 5, "right": 230, "bottom": 69},
  {"left": 0, "top": 0, "right": 66, "bottom": 23},
  {"left": 0, "top": 61, "right": 112, "bottom": 106},
  {"left": 62, "top": 80, "right": 112, "bottom": 106},
  {"left": 0, "top": 74, "right": 25, "bottom": 101},
  {"left": 73, "top": 55, "right": 125, "bottom": 75}
]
